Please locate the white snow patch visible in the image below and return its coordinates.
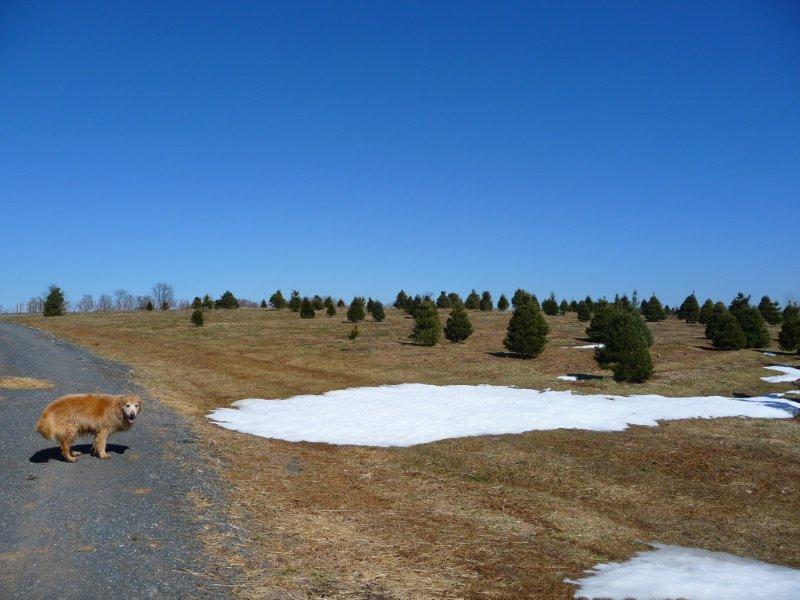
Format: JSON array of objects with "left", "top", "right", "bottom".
[
  {"left": 557, "top": 375, "right": 578, "bottom": 381},
  {"left": 574, "top": 343, "right": 604, "bottom": 349},
  {"left": 786, "top": 390, "right": 800, "bottom": 396},
  {"left": 206, "top": 384, "right": 798, "bottom": 447},
  {"left": 763, "top": 352, "right": 777, "bottom": 357},
  {"left": 566, "top": 543, "right": 800, "bottom": 600},
  {"left": 761, "top": 365, "right": 800, "bottom": 383}
]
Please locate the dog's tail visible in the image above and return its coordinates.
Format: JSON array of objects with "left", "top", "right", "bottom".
[{"left": 36, "top": 414, "right": 56, "bottom": 441}]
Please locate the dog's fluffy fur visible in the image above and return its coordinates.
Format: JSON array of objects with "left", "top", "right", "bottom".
[{"left": 36, "top": 394, "right": 142, "bottom": 462}]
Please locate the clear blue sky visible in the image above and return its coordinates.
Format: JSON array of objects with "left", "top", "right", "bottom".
[{"left": 2, "top": 1, "right": 798, "bottom": 310}]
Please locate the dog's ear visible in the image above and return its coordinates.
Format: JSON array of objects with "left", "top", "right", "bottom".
[{"left": 134, "top": 396, "right": 142, "bottom": 412}]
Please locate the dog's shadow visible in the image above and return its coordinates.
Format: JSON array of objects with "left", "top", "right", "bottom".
[{"left": 29, "top": 443, "right": 129, "bottom": 463}]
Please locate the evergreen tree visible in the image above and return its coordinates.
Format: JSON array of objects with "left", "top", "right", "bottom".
[
  {"left": 161, "top": 300, "right": 169, "bottom": 311},
  {"left": 202, "top": 294, "right": 214, "bottom": 310},
  {"left": 300, "top": 297, "right": 315, "bottom": 319},
  {"left": 447, "top": 292, "right": 462, "bottom": 306},
  {"left": 347, "top": 297, "right": 366, "bottom": 322},
  {"left": 728, "top": 294, "right": 770, "bottom": 348},
  {"left": 337, "top": 298, "right": 346, "bottom": 308},
  {"left": 444, "top": 301, "right": 473, "bottom": 342},
  {"left": 436, "top": 291, "right": 452, "bottom": 309},
  {"left": 260, "top": 299, "right": 267, "bottom": 309},
  {"left": 512, "top": 288, "right": 532, "bottom": 309},
  {"left": 783, "top": 303, "right": 799, "bottom": 320},
  {"left": 269, "top": 290, "right": 286, "bottom": 310},
  {"left": 409, "top": 299, "right": 442, "bottom": 346},
  {"left": 559, "top": 299, "right": 569, "bottom": 315},
  {"left": 347, "top": 325, "right": 359, "bottom": 348},
  {"left": 711, "top": 312, "right": 747, "bottom": 349},
  {"left": 287, "top": 290, "right": 302, "bottom": 312},
  {"left": 595, "top": 310, "right": 654, "bottom": 382},
  {"left": 497, "top": 294, "right": 509, "bottom": 311},
  {"left": 758, "top": 295, "right": 782, "bottom": 326},
  {"left": 465, "top": 289, "right": 481, "bottom": 310},
  {"left": 586, "top": 305, "right": 616, "bottom": 342},
  {"left": 370, "top": 300, "right": 386, "bottom": 322},
  {"left": 677, "top": 293, "right": 700, "bottom": 323},
  {"left": 576, "top": 301, "right": 591, "bottom": 322},
  {"left": 503, "top": 299, "right": 549, "bottom": 357},
  {"left": 43, "top": 285, "right": 65, "bottom": 317},
  {"left": 393, "top": 290, "right": 409, "bottom": 310},
  {"left": 479, "top": 290, "right": 493, "bottom": 311},
  {"left": 366, "top": 298, "right": 376, "bottom": 314},
  {"left": 698, "top": 299, "right": 715, "bottom": 325},
  {"left": 324, "top": 296, "right": 337, "bottom": 317},
  {"left": 584, "top": 295, "right": 595, "bottom": 312},
  {"left": 405, "top": 294, "right": 422, "bottom": 316},
  {"left": 569, "top": 300, "right": 579, "bottom": 312},
  {"left": 704, "top": 302, "right": 728, "bottom": 339},
  {"left": 312, "top": 295, "right": 324, "bottom": 311},
  {"left": 541, "top": 293, "right": 559, "bottom": 316},
  {"left": 145, "top": 300, "right": 154, "bottom": 312},
  {"left": 642, "top": 294, "right": 666, "bottom": 322},
  {"left": 191, "top": 297, "right": 202, "bottom": 310},
  {"left": 778, "top": 314, "right": 800, "bottom": 352},
  {"left": 215, "top": 290, "right": 239, "bottom": 309},
  {"left": 190, "top": 308, "right": 204, "bottom": 327}
]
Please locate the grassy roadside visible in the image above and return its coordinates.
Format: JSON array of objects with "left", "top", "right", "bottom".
[{"left": 8, "top": 308, "right": 800, "bottom": 599}]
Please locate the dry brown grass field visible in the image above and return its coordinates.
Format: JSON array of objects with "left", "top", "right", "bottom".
[{"left": 9, "top": 308, "right": 800, "bottom": 599}]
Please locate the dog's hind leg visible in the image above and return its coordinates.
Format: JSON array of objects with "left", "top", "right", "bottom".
[
  {"left": 58, "top": 431, "right": 77, "bottom": 463},
  {"left": 92, "top": 429, "right": 110, "bottom": 459}
]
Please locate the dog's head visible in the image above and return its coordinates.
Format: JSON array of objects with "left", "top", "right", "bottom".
[{"left": 120, "top": 395, "right": 142, "bottom": 423}]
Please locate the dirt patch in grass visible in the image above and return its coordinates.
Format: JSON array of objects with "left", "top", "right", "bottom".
[
  {"left": 0, "top": 376, "right": 54, "bottom": 390},
  {"left": 7, "top": 309, "right": 800, "bottom": 599}
]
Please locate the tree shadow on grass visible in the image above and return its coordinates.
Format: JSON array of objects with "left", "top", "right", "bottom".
[
  {"left": 30, "top": 443, "right": 129, "bottom": 463},
  {"left": 562, "top": 373, "right": 604, "bottom": 381},
  {"left": 487, "top": 351, "right": 533, "bottom": 359},
  {"left": 692, "top": 345, "right": 732, "bottom": 352}
]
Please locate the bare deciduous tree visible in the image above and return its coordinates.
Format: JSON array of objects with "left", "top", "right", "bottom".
[
  {"left": 113, "top": 289, "right": 135, "bottom": 311},
  {"left": 136, "top": 295, "right": 154, "bottom": 310},
  {"left": 27, "top": 297, "right": 43, "bottom": 313},
  {"left": 151, "top": 283, "right": 175, "bottom": 310},
  {"left": 97, "top": 294, "right": 113, "bottom": 312},
  {"left": 77, "top": 294, "right": 95, "bottom": 312}
]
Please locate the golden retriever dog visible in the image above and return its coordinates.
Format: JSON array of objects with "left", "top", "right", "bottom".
[{"left": 36, "top": 394, "right": 142, "bottom": 462}]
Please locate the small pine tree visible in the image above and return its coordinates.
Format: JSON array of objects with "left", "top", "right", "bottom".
[
  {"left": 783, "top": 303, "right": 799, "bottom": 320},
  {"left": 698, "top": 299, "right": 714, "bottom": 324},
  {"left": 447, "top": 292, "right": 462, "bottom": 306},
  {"left": 677, "top": 293, "right": 700, "bottom": 323},
  {"left": 287, "top": 290, "right": 302, "bottom": 312},
  {"left": 410, "top": 299, "right": 442, "bottom": 346},
  {"left": 191, "top": 296, "right": 202, "bottom": 310},
  {"left": 300, "top": 297, "right": 315, "bottom": 319},
  {"left": 215, "top": 290, "right": 239, "bottom": 309},
  {"left": 366, "top": 298, "right": 376, "bottom": 314},
  {"left": 43, "top": 285, "right": 66, "bottom": 317},
  {"left": 595, "top": 310, "right": 654, "bottom": 382},
  {"left": 406, "top": 294, "right": 423, "bottom": 316},
  {"left": 559, "top": 299, "right": 569, "bottom": 314},
  {"left": 312, "top": 295, "right": 324, "bottom": 310},
  {"left": 337, "top": 298, "right": 346, "bottom": 308},
  {"left": 712, "top": 312, "right": 747, "bottom": 349},
  {"left": 202, "top": 294, "right": 214, "bottom": 310},
  {"left": 465, "top": 290, "right": 481, "bottom": 310},
  {"left": 704, "top": 302, "right": 728, "bottom": 339},
  {"left": 586, "top": 305, "right": 616, "bottom": 342},
  {"left": 260, "top": 299, "right": 267, "bottom": 309},
  {"left": 347, "top": 325, "right": 359, "bottom": 348},
  {"left": 541, "top": 293, "right": 559, "bottom": 316},
  {"left": 569, "top": 300, "right": 579, "bottom": 312},
  {"left": 370, "top": 300, "right": 386, "bottom": 322},
  {"left": 393, "top": 290, "right": 409, "bottom": 310},
  {"left": 576, "top": 301, "right": 591, "bottom": 322},
  {"left": 736, "top": 306, "right": 771, "bottom": 348},
  {"left": 145, "top": 300, "right": 154, "bottom": 312},
  {"left": 479, "top": 290, "right": 493, "bottom": 311},
  {"left": 161, "top": 300, "right": 169, "bottom": 311},
  {"left": 190, "top": 308, "right": 204, "bottom": 327},
  {"left": 436, "top": 291, "right": 452, "bottom": 309},
  {"left": 642, "top": 294, "right": 666, "bottom": 322},
  {"left": 497, "top": 294, "right": 509, "bottom": 311},
  {"left": 778, "top": 314, "right": 800, "bottom": 352},
  {"left": 512, "top": 288, "right": 532, "bottom": 309},
  {"left": 503, "top": 299, "right": 550, "bottom": 357},
  {"left": 347, "top": 297, "right": 366, "bottom": 322},
  {"left": 269, "top": 290, "right": 286, "bottom": 309},
  {"left": 323, "top": 296, "right": 336, "bottom": 316},
  {"left": 444, "top": 301, "right": 473, "bottom": 342},
  {"left": 758, "top": 295, "right": 782, "bottom": 326}
]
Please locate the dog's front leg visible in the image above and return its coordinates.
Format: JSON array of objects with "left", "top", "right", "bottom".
[{"left": 92, "top": 429, "right": 110, "bottom": 459}]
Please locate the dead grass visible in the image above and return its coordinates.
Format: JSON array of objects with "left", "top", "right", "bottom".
[
  {"left": 7, "top": 308, "right": 800, "bottom": 599},
  {"left": 0, "top": 376, "right": 54, "bottom": 390}
]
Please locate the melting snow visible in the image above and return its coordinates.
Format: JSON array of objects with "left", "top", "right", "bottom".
[
  {"left": 557, "top": 375, "right": 578, "bottom": 381},
  {"left": 761, "top": 365, "right": 800, "bottom": 383},
  {"left": 566, "top": 543, "right": 800, "bottom": 600},
  {"left": 575, "top": 343, "right": 604, "bottom": 349},
  {"left": 763, "top": 352, "right": 777, "bottom": 357},
  {"left": 207, "top": 384, "right": 798, "bottom": 447}
]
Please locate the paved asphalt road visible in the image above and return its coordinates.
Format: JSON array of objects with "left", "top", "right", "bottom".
[{"left": 0, "top": 321, "right": 232, "bottom": 599}]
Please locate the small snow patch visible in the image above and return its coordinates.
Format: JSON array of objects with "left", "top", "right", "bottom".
[
  {"left": 566, "top": 543, "right": 800, "bottom": 600},
  {"left": 574, "top": 343, "right": 604, "bottom": 349},
  {"left": 761, "top": 365, "right": 800, "bottom": 383},
  {"left": 207, "top": 384, "right": 798, "bottom": 447},
  {"left": 763, "top": 352, "right": 777, "bottom": 357},
  {"left": 557, "top": 375, "right": 578, "bottom": 381}
]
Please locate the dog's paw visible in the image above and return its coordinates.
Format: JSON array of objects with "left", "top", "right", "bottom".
[
  {"left": 70, "top": 450, "right": 82, "bottom": 457},
  {"left": 98, "top": 453, "right": 110, "bottom": 460},
  {"left": 63, "top": 455, "right": 77, "bottom": 463}
]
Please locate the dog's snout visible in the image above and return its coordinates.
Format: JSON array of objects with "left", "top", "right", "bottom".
[{"left": 128, "top": 413, "right": 136, "bottom": 420}]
